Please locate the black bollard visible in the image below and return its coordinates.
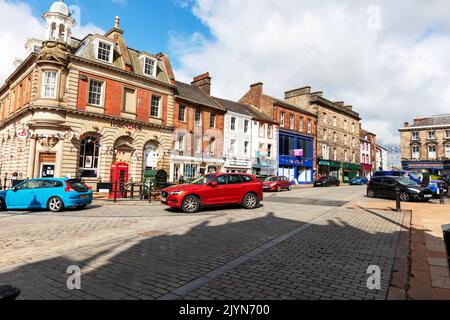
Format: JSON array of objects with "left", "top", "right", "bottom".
[
  {"left": 443, "top": 224, "right": 450, "bottom": 270},
  {"left": 0, "top": 284, "right": 21, "bottom": 301},
  {"left": 396, "top": 187, "right": 401, "bottom": 212},
  {"left": 440, "top": 187, "right": 445, "bottom": 204}
]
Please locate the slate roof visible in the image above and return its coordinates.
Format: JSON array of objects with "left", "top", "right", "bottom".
[
  {"left": 213, "top": 97, "right": 276, "bottom": 124},
  {"left": 413, "top": 115, "right": 450, "bottom": 127},
  {"left": 174, "top": 81, "right": 223, "bottom": 110},
  {"left": 263, "top": 94, "right": 317, "bottom": 118},
  {"left": 310, "top": 95, "right": 361, "bottom": 120}
]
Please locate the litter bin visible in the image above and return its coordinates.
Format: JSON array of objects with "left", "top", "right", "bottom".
[
  {"left": 0, "top": 284, "right": 21, "bottom": 301},
  {"left": 443, "top": 224, "right": 450, "bottom": 270}
]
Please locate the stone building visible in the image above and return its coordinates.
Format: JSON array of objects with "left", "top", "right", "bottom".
[
  {"left": 283, "top": 87, "right": 361, "bottom": 183},
  {"left": 240, "top": 83, "right": 316, "bottom": 184},
  {"left": 399, "top": 115, "right": 450, "bottom": 175},
  {"left": 359, "top": 127, "right": 377, "bottom": 178},
  {"left": 171, "top": 73, "right": 226, "bottom": 182},
  {"left": 0, "top": 1, "right": 175, "bottom": 188}
]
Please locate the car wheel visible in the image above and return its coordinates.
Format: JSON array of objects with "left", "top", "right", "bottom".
[
  {"left": 48, "top": 197, "right": 64, "bottom": 213},
  {"left": 400, "top": 192, "right": 410, "bottom": 202},
  {"left": 277, "top": 186, "right": 282, "bottom": 192},
  {"left": 182, "top": 195, "right": 200, "bottom": 214},
  {"left": 0, "top": 197, "right": 5, "bottom": 211},
  {"left": 367, "top": 189, "right": 376, "bottom": 198},
  {"left": 287, "top": 185, "right": 292, "bottom": 191},
  {"left": 243, "top": 193, "right": 259, "bottom": 210}
]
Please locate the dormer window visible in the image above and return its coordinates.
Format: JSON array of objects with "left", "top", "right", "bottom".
[
  {"left": 98, "top": 42, "right": 112, "bottom": 62},
  {"left": 143, "top": 57, "right": 157, "bottom": 77}
]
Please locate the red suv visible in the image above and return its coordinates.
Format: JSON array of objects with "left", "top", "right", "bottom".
[
  {"left": 262, "top": 176, "right": 292, "bottom": 192},
  {"left": 161, "top": 173, "right": 263, "bottom": 214}
]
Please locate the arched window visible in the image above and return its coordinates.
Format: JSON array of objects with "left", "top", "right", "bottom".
[{"left": 79, "top": 136, "right": 100, "bottom": 178}]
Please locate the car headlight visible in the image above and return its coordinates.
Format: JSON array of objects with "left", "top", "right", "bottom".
[
  {"left": 169, "top": 191, "right": 184, "bottom": 196},
  {"left": 408, "top": 188, "right": 421, "bottom": 194}
]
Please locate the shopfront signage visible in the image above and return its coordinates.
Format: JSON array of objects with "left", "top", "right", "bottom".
[
  {"left": 111, "top": 120, "right": 143, "bottom": 131},
  {"left": 293, "top": 149, "right": 304, "bottom": 157}
]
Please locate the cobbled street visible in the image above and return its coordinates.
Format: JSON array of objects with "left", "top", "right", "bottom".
[{"left": 0, "top": 186, "right": 406, "bottom": 300}]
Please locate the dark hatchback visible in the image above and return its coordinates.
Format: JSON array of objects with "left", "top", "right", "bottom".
[
  {"left": 367, "top": 176, "right": 433, "bottom": 202},
  {"left": 314, "top": 176, "right": 340, "bottom": 188}
]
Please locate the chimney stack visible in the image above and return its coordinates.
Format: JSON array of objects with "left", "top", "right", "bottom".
[
  {"left": 192, "top": 72, "right": 211, "bottom": 96},
  {"left": 114, "top": 16, "right": 120, "bottom": 29},
  {"left": 250, "top": 82, "right": 264, "bottom": 96},
  {"left": 404, "top": 122, "right": 409, "bottom": 128}
]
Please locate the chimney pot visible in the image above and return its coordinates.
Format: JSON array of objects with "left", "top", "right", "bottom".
[
  {"left": 404, "top": 122, "right": 409, "bottom": 128},
  {"left": 114, "top": 16, "right": 120, "bottom": 29}
]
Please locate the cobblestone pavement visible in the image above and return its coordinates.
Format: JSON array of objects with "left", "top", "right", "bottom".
[{"left": 0, "top": 186, "right": 405, "bottom": 300}]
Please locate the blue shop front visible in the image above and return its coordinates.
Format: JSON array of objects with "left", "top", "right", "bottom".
[{"left": 278, "top": 130, "right": 314, "bottom": 184}]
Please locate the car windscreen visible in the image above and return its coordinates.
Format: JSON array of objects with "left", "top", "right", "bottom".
[
  {"left": 68, "top": 180, "right": 89, "bottom": 192},
  {"left": 318, "top": 177, "right": 328, "bottom": 182},
  {"left": 191, "top": 174, "right": 216, "bottom": 185},
  {"left": 394, "top": 177, "right": 419, "bottom": 187},
  {"left": 266, "top": 177, "right": 279, "bottom": 182}
]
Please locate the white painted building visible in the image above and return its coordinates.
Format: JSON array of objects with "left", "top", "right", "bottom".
[
  {"left": 376, "top": 145, "right": 388, "bottom": 171},
  {"left": 251, "top": 118, "right": 278, "bottom": 177},
  {"left": 214, "top": 98, "right": 253, "bottom": 173}
]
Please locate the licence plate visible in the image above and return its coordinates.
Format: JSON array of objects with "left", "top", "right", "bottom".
[
  {"left": 161, "top": 198, "right": 167, "bottom": 203},
  {"left": 424, "top": 194, "right": 432, "bottom": 198},
  {"left": 80, "top": 195, "right": 89, "bottom": 199}
]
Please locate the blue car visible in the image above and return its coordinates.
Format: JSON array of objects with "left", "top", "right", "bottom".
[
  {"left": 0, "top": 178, "right": 93, "bottom": 213},
  {"left": 350, "top": 177, "right": 369, "bottom": 185},
  {"left": 372, "top": 171, "right": 448, "bottom": 197}
]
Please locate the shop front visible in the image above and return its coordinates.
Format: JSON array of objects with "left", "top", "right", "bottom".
[
  {"left": 360, "top": 163, "right": 373, "bottom": 179},
  {"left": 318, "top": 159, "right": 341, "bottom": 179},
  {"left": 342, "top": 162, "right": 362, "bottom": 183},
  {"left": 224, "top": 159, "right": 252, "bottom": 174},
  {"left": 402, "top": 161, "right": 450, "bottom": 176},
  {"left": 278, "top": 131, "right": 314, "bottom": 184},
  {"left": 171, "top": 156, "right": 225, "bottom": 182},
  {"left": 252, "top": 156, "right": 277, "bottom": 177}
]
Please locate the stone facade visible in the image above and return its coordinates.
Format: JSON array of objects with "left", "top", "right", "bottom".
[
  {"left": 0, "top": 3, "right": 175, "bottom": 189},
  {"left": 399, "top": 115, "right": 450, "bottom": 174},
  {"left": 283, "top": 87, "right": 361, "bottom": 182}
]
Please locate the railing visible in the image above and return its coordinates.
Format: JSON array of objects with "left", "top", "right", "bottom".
[{"left": 108, "top": 181, "right": 175, "bottom": 203}]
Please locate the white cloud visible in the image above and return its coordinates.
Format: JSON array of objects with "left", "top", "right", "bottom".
[
  {"left": 171, "top": 0, "right": 450, "bottom": 146},
  {"left": 0, "top": 0, "right": 104, "bottom": 85}
]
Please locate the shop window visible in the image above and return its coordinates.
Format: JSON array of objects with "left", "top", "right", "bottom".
[{"left": 79, "top": 136, "right": 100, "bottom": 178}]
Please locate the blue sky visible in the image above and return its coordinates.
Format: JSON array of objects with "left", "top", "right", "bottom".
[{"left": 26, "top": 0, "right": 210, "bottom": 68}]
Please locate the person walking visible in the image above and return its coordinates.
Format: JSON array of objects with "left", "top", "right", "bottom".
[{"left": 421, "top": 170, "right": 430, "bottom": 187}]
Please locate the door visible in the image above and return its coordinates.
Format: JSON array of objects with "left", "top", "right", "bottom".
[
  {"left": 227, "top": 174, "right": 244, "bottom": 203},
  {"left": 6, "top": 180, "right": 44, "bottom": 209},
  {"left": 202, "top": 175, "right": 230, "bottom": 205},
  {"left": 380, "top": 178, "right": 397, "bottom": 198},
  {"left": 39, "top": 153, "right": 56, "bottom": 178}
]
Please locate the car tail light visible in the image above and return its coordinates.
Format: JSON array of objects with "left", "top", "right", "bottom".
[
  {"left": 64, "top": 181, "right": 76, "bottom": 192},
  {"left": 82, "top": 182, "right": 92, "bottom": 191}
]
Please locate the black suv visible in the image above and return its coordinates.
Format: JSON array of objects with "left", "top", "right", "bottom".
[
  {"left": 367, "top": 176, "right": 433, "bottom": 202},
  {"left": 314, "top": 176, "right": 340, "bottom": 187}
]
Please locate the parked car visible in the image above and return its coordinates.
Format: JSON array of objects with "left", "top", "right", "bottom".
[
  {"left": 161, "top": 173, "right": 263, "bottom": 214},
  {"left": 314, "top": 176, "right": 340, "bottom": 187},
  {"left": 262, "top": 176, "right": 291, "bottom": 192},
  {"left": 373, "top": 171, "right": 448, "bottom": 197},
  {"left": 0, "top": 178, "right": 93, "bottom": 213},
  {"left": 367, "top": 176, "right": 433, "bottom": 202},
  {"left": 350, "top": 176, "right": 369, "bottom": 185}
]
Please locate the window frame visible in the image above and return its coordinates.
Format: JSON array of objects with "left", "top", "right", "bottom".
[
  {"left": 195, "top": 110, "right": 202, "bottom": 127},
  {"left": 178, "top": 105, "right": 186, "bottom": 122},
  {"left": 230, "top": 116, "right": 236, "bottom": 131},
  {"left": 210, "top": 113, "right": 216, "bottom": 129},
  {"left": 41, "top": 70, "right": 58, "bottom": 99},
  {"left": 142, "top": 56, "right": 157, "bottom": 77},
  {"left": 150, "top": 95, "right": 162, "bottom": 118},
  {"left": 122, "top": 87, "right": 137, "bottom": 114},
  {"left": 280, "top": 112, "right": 285, "bottom": 127},
  {"left": 428, "top": 144, "right": 437, "bottom": 159},
  {"left": 244, "top": 119, "right": 250, "bottom": 134},
  {"left": 87, "top": 78, "right": 104, "bottom": 107},
  {"left": 95, "top": 40, "right": 114, "bottom": 64},
  {"left": 412, "top": 145, "right": 420, "bottom": 159},
  {"left": 79, "top": 136, "right": 101, "bottom": 178}
]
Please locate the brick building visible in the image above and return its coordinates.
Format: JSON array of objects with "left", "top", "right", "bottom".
[
  {"left": 0, "top": 2, "right": 175, "bottom": 188},
  {"left": 399, "top": 115, "right": 450, "bottom": 175},
  {"left": 171, "top": 73, "right": 226, "bottom": 181},
  {"left": 283, "top": 87, "right": 361, "bottom": 183},
  {"left": 240, "top": 83, "right": 316, "bottom": 184}
]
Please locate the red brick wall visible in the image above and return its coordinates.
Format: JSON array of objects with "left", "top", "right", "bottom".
[{"left": 77, "top": 72, "right": 169, "bottom": 123}]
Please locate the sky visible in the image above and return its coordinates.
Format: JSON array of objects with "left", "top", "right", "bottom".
[{"left": 1, "top": 0, "right": 450, "bottom": 147}]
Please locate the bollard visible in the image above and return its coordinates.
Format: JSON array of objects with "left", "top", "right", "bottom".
[
  {"left": 442, "top": 224, "right": 450, "bottom": 270},
  {"left": 396, "top": 187, "right": 401, "bottom": 212},
  {"left": 114, "top": 181, "right": 117, "bottom": 203},
  {"left": 440, "top": 187, "right": 445, "bottom": 204},
  {"left": 0, "top": 284, "right": 21, "bottom": 301}
]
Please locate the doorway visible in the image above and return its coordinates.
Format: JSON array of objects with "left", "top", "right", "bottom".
[{"left": 39, "top": 153, "right": 56, "bottom": 178}]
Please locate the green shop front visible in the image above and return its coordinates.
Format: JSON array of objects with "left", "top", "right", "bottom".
[
  {"left": 318, "top": 159, "right": 341, "bottom": 179},
  {"left": 342, "top": 162, "right": 361, "bottom": 183}
]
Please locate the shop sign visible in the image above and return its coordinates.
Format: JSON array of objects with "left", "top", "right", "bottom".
[
  {"left": 293, "top": 149, "right": 304, "bottom": 157},
  {"left": 111, "top": 120, "right": 143, "bottom": 131}
]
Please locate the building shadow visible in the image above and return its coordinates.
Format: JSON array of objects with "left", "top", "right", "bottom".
[{"left": 0, "top": 208, "right": 440, "bottom": 300}]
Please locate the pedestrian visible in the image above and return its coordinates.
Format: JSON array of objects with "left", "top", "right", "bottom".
[
  {"left": 178, "top": 175, "right": 185, "bottom": 185},
  {"left": 421, "top": 170, "right": 430, "bottom": 187}
]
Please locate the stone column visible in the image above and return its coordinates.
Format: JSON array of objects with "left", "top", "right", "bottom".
[{"left": 27, "top": 138, "right": 37, "bottom": 179}]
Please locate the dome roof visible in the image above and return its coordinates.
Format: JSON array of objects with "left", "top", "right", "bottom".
[{"left": 49, "top": 1, "right": 70, "bottom": 16}]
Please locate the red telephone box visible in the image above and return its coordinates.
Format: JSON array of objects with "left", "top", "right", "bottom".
[{"left": 109, "top": 162, "right": 129, "bottom": 199}]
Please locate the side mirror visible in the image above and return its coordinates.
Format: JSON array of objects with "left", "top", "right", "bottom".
[
  {"left": 12, "top": 187, "right": 18, "bottom": 192},
  {"left": 210, "top": 181, "right": 218, "bottom": 187}
]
